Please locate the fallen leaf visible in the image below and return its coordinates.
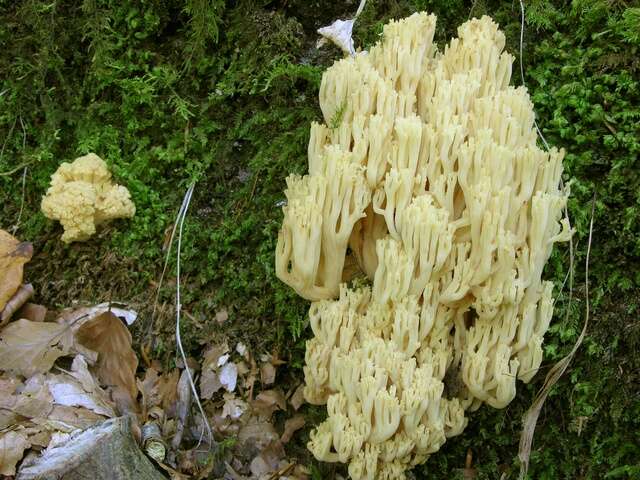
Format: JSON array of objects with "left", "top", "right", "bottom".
[
  {"left": 1, "top": 283, "right": 34, "bottom": 325},
  {"left": 202, "top": 343, "right": 229, "bottom": 369},
  {"left": 249, "top": 454, "right": 274, "bottom": 477},
  {"left": 238, "top": 417, "right": 279, "bottom": 451},
  {"left": 0, "top": 430, "right": 30, "bottom": 476},
  {"left": 47, "top": 357, "right": 116, "bottom": 417},
  {"left": 157, "top": 369, "right": 180, "bottom": 415},
  {"left": 137, "top": 367, "right": 161, "bottom": 417},
  {"left": 38, "top": 405, "right": 105, "bottom": 431},
  {"left": 219, "top": 362, "right": 238, "bottom": 392},
  {"left": 13, "top": 374, "right": 54, "bottom": 419},
  {"left": 281, "top": 415, "right": 305, "bottom": 443},
  {"left": 250, "top": 439, "right": 286, "bottom": 477},
  {"left": 0, "top": 373, "right": 21, "bottom": 397},
  {"left": 75, "top": 311, "right": 139, "bottom": 413},
  {"left": 221, "top": 392, "right": 248, "bottom": 419},
  {"left": 0, "top": 319, "right": 73, "bottom": 376},
  {"left": 0, "top": 411, "right": 19, "bottom": 430},
  {"left": 15, "top": 302, "right": 47, "bottom": 322},
  {"left": 260, "top": 362, "right": 276, "bottom": 386},
  {"left": 252, "top": 390, "right": 286, "bottom": 418},
  {"left": 215, "top": 309, "right": 229, "bottom": 324},
  {"left": 0, "top": 229, "right": 33, "bottom": 313},
  {"left": 200, "top": 368, "right": 222, "bottom": 399},
  {"left": 175, "top": 356, "right": 199, "bottom": 371},
  {"left": 58, "top": 303, "right": 138, "bottom": 330},
  {"left": 289, "top": 384, "right": 306, "bottom": 411},
  {"left": 236, "top": 361, "right": 250, "bottom": 378},
  {"left": 170, "top": 368, "right": 192, "bottom": 456},
  {"left": 26, "top": 427, "right": 52, "bottom": 448}
]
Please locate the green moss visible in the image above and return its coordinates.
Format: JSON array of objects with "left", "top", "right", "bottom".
[{"left": 1, "top": 1, "right": 638, "bottom": 478}]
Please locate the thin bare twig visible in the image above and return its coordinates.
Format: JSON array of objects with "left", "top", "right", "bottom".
[
  {"left": 173, "top": 184, "right": 216, "bottom": 451},
  {"left": 0, "top": 160, "right": 34, "bottom": 177}
]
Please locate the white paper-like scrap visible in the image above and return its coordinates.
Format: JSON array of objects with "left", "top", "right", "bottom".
[
  {"left": 219, "top": 362, "right": 238, "bottom": 392},
  {"left": 317, "top": 0, "right": 368, "bottom": 56}
]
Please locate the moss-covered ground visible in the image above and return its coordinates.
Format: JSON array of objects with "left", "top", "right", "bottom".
[{"left": 1, "top": 0, "right": 639, "bottom": 478}]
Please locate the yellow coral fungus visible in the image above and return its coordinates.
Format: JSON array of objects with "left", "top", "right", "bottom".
[
  {"left": 41, "top": 153, "right": 135, "bottom": 243},
  {"left": 276, "top": 11, "right": 571, "bottom": 479}
]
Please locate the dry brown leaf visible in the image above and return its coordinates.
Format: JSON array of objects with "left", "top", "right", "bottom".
[
  {"left": 27, "top": 428, "right": 52, "bottom": 448},
  {"left": 0, "top": 411, "right": 19, "bottom": 430},
  {"left": 16, "top": 303, "right": 48, "bottom": 322},
  {"left": 1, "top": 283, "right": 34, "bottom": 325},
  {"left": 75, "top": 311, "right": 139, "bottom": 413},
  {"left": 38, "top": 405, "right": 105, "bottom": 431},
  {"left": 13, "top": 374, "right": 54, "bottom": 419},
  {"left": 260, "top": 362, "right": 276, "bottom": 386},
  {"left": 238, "top": 417, "right": 279, "bottom": 452},
  {"left": 158, "top": 369, "right": 180, "bottom": 414},
  {"left": 58, "top": 303, "right": 138, "bottom": 331},
  {"left": 47, "top": 356, "right": 116, "bottom": 417},
  {"left": 137, "top": 367, "right": 161, "bottom": 418},
  {"left": 0, "top": 229, "right": 32, "bottom": 313},
  {"left": 215, "top": 309, "right": 229, "bottom": 324},
  {"left": 250, "top": 439, "right": 286, "bottom": 477},
  {"left": 252, "top": 390, "right": 286, "bottom": 418},
  {"left": 221, "top": 392, "right": 248, "bottom": 420},
  {"left": 200, "top": 368, "right": 222, "bottom": 399},
  {"left": 0, "top": 319, "right": 74, "bottom": 376},
  {"left": 0, "top": 373, "right": 21, "bottom": 398},
  {"left": 236, "top": 360, "right": 249, "bottom": 376},
  {"left": 281, "top": 414, "right": 306, "bottom": 444},
  {"left": 202, "top": 343, "right": 229, "bottom": 369},
  {"left": 289, "top": 384, "right": 306, "bottom": 411},
  {"left": 0, "top": 429, "right": 31, "bottom": 476}
]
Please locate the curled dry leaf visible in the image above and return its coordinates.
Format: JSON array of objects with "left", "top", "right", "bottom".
[
  {"left": 252, "top": 390, "right": 286, "bottom": 418},
  {"left": 12, "top": 374, "right": 54, "bottom": 419},
  {"left": 137, "top": 367, "right": 161, "bottom": 418},
  {"left": 289, "top": 384, "right": 306, "bottom": 411},
  {"left": 47, "top": 356, "right": 116, "bottom": 417},
  {"left": 260, "top": 362, "right": 276, "bottom": 386},
  {"left": 215, "top": 309, "right": 229, "bottom": 324},
  {"left": 169, "top": 368, "right": 193, "bottom": 465},
  {"left": 202, "top": 343, "right": 229, "bottom": 370},
  {"left": 221, "top": 392, "right": 248, "bottom": 420},
  {"left": 0, "top": 319, "right": 74, "bottom": 377},
  {"left": 0, "top": 229, "right": 33, "bottom": 313},
  {"left": 57, "top": 303, "right": 138, "bottom": 330},
  {"left": 158, "top": 369, "right": 180, "bottom": 414},
  {"left": 15, "top": 302, "right": 47, "bottom": 323},
  {"left": 249, "top": 439, "right": 286, "bottom": 478},
  {"left": 238, "top": 417, "right": 279, "bottom": 453},
  {"left": 281, "top": 415, "right": 305, "bottom": 444},
  {"left": 35, "top": 404, "right": 105, "bottom": 431},
  {"left": 75, "top": 311, "right": 139, "bottom": 413},
  {"left": 0, "top": 430, "right": 31, "bottom": 476},
  {"left": 1, "top": 283, "right": 34, "bottom": 325},
  {"left": 200, "top": 368, "right": 222, "bottom": 400}
]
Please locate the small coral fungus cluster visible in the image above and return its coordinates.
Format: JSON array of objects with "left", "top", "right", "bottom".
[
  {"left": 275, "top": 12, "right": 571, "bottom": 479},
  {"left": 41, "top": 153, "right": 135, "bottom": 243}
]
